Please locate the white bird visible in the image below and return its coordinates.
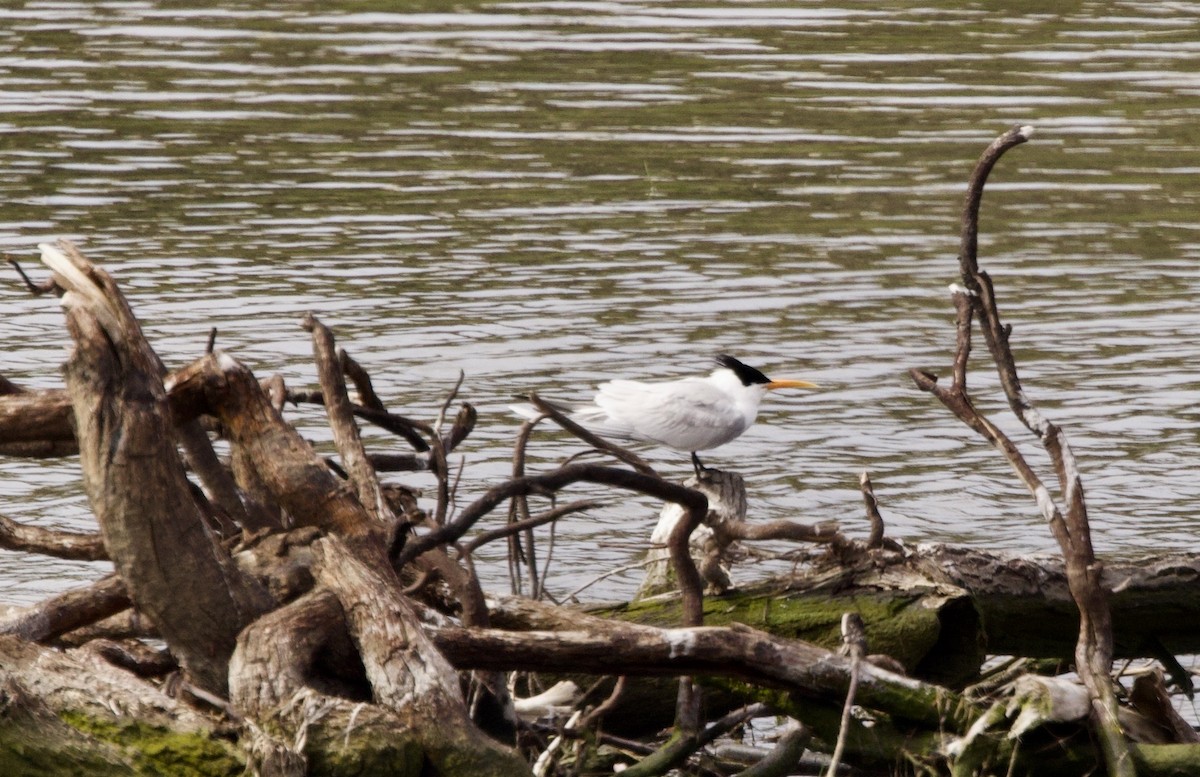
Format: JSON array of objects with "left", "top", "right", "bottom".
[{"left": 515, "top": 354, "right": 817, "bottom": 476}]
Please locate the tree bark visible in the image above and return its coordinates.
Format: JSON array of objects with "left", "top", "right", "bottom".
[
  {"left": 46, "top": 239, "right": 272, "bottom": 695},
  {"left": 167, "top": 352, "right": 372, "bottom": 538}
]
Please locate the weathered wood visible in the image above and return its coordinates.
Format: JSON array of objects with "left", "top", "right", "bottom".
[
  {"left": 0, "top": 633, "right": 242, "bottom": 776},
  {"left": 168, "top": 351, "right": 372, "bottom": 538},
  {"left": 229, "top": 536, "right": 529, "bottom": 776},
  {"left": 0, "top": 389, "right": 76, "bottom": 456},
  {"left": 0, "top": 512, "right": 106, "bottom": 560},
  {"left": 303, "top": 313, "right": 393, "bottom": 526},
  {"left": 0, "top": 574, "right": 129, "bottom": 643},
  {"left": 923, "top": 545, "right": 1200, "bottom": 659},
  {"left": 47, "top": 240, "right": 271, "bottom": 695},
  {"left": 917, "top": 123, "right": 1132, "bottom": 777},
  {"left": 430, "top": 620, "right": 968, "bottom": 731}
]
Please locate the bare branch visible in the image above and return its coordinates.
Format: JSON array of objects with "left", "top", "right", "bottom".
[
  {"left": 859, "top": 472, "right": 885, "bottom": 548},
  {"left": 287, "top": 389, "right": 431, "bottom": 452},
  {"left": 0, "top": 574, "right": 130, "bottom": 643},
  {"left": 0, "top": 513, "right": 107, "bottom": 561},
  {"left": 8, "top": 253, "right": 60, "bottom": 295},
  {"left": 399, "top": 462, "right": 707, "bottom": 627},
  {"left": 714, "top": 518, "right": 841, "bottom": 546},
  {"left": 959, "top": 124, "right": 1033, "bottom": 286},
  {"left": 509, "top": 417, "right": 540, "bottom": 597},
  {"left": 529, "top": 392, "right": 657, "bottom": 477},
  {"left": 338, "top": 347, "right": 386, "bottom": 411},
  {"left": 303, "top": 313, "right": 393, "bottom": 527},
  {"left": 460, "top": 499, "right": 603, "bottom": 557},
  {"left": 918, "top": 126, "right": 1131, "bottom": 776}
]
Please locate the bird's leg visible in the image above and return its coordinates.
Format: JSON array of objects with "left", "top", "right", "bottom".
[{"left": 690, "top": 452, "right": 710, "bottom": 480}]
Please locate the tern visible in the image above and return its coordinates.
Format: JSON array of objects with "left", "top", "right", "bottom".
[{"left": 515, "top": 355, "right": 817, "bottom": 476}]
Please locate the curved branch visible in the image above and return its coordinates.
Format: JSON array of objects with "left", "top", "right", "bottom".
[
  {"left": 398, "top": 463, "right": 707, "bottom": 626},
  {"left": 959, "top": 124, "right": 1033, "bottom": 285},
  {"left": 460, "top": 499, "right": 603, "bottom": 556},
  {"left": 923, "top": 127, "right": 1130, "bottom": 776},
  {"left": 530, "top": 392, "right": 657, "bottom": 477}
]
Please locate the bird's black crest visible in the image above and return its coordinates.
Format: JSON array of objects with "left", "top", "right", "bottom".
[{"left": 715, "top": 354, "right": 770, "bottom": 386}]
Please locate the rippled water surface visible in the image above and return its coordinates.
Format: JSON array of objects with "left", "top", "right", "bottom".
[{"left": 0, "top": 1, "right": 1197, "bottom": 604}]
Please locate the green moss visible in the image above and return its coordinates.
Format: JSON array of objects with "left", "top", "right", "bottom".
[
  {"left": 609, "top": 589, "right": 941, "bottom": 671},
  {"left": 0, "top": 731, "right": 124, "bottom": 777},
  {"left": 59, "top": 711, "right": 244, "bottom": 777}
]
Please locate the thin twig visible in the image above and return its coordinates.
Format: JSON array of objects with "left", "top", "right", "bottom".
[
  {"left": 429, "top": 373, "right": 466, "bottom": 527},
  {"left": 433, "top": 370, "right": 465, "bottom": 437},
  {"left": 510, "top": 417, "right": 541, "bottom": 597},
  {"left": 463, "top": 498, "right": 604, "bottom": 551},
  {"left": 826, "top": 613, "right": 867, "bottom": 777},
  {"left": 8, "top": 254, "right": 60, "bottom": 295},
  {"left": 563, "top": 556, "right": 662, "bottom": 601},
  {"left": 530, "top": 392, "right": 657, "bottom": 477},
  {"left": 859, "top": 472, "right": 885, "bottom": 548},
  {"left": 536, "top": 513, "right": 557, "bottom": 602},
  {"left": 287, "top": 390, "right": 431, "bottom": 452},
  {"left": 398, "top": 462, "right": 707, "bottom": 627}
]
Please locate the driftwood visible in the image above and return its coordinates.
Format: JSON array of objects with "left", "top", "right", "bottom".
[
  {"left": 911, "top": 125, "right": 1132, "bottom": 775},
  {"left": 0, "top": 129, "right": 1196, "bottom": 776}
]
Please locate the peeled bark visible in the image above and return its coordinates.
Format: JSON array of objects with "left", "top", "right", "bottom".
[{"left": 46, "top": 240, "right": 271, "bottom": 695}]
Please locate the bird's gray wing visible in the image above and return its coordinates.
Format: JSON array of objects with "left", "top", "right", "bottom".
[{"left": 594, "top": 378, "right": 746, "bottom": 451}]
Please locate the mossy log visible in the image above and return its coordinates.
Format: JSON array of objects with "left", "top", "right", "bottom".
[
  {"left": 0, "top": 634, "right": 242, "bottom": 777},
  {"left": 601, "top": 543, "right": 1200, "bottom": 687}
]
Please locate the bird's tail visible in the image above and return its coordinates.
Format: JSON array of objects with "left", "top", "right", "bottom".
[{"left": 509, "top": 397, "right": 637, "bottom": 443}]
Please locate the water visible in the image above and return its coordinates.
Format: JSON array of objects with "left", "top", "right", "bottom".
[{"left": 0, "top": 1, "right": 1197, "bottom": 606}]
